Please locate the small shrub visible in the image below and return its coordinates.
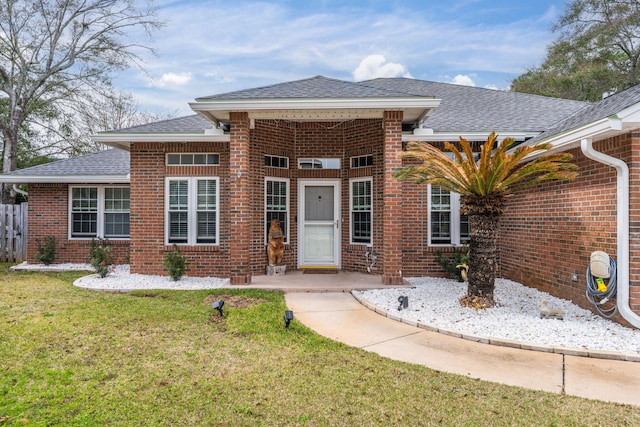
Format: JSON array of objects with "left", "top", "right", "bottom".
[
  {"left": 163, "top": 244, "right": 186, "bottom": 281},
  {"left": 435, "top": 247, "right": 469, "bottom": 282},
  {"left": 35, "top": 236, "right": 56, "bottom": 265},
  {"left": 90, "top": 238, "right": 113, "bottom": 278}
]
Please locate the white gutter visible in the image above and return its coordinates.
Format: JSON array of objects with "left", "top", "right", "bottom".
[
  {"left": 0, "top": 175, "right": 130, "bottom": 184},
  {"left": 581, "top": 138, "right": 640, "bottom": 328}
]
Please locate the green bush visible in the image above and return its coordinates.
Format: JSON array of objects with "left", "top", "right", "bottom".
[
  {"left": 35, "top": 235, "right": 56, "bottom": 265},
  {"left": 435, "top": 247, "right": 469, "bottom": 282},
  {"left": 163, "top": 244, "right": 186, "bottom": 281},
  {"left": 90, "top": 238, "right": 113, "bottom": 278}
]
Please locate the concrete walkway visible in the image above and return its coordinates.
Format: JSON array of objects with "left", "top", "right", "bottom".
[{"left": 284, "top": 291, "right": 640, "bottom": 407}]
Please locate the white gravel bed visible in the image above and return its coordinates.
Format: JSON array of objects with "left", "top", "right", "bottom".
[
  {"left": 354, "top": 277, "right": 640, "bottom": 356},
  {"left": 12, "top": 264, "right": 229, "bottom": 290}
]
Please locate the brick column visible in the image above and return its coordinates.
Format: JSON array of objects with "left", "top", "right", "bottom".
[
  {"left": 382, "top": 111, "right": 404, "bottom": 285},
  {"left": 229, "top": 112, "right": 252, "bottom": 285}
]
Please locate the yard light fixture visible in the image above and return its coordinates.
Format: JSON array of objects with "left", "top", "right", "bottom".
[
  {"left": 212, "top": 300, "right": 224, "bottom": 316},
  {"left": 398, "top": 296, "right": 408, "bottom": 311},
  {"left": 284, "top": 310, "right": 294, "bottom": 328}
]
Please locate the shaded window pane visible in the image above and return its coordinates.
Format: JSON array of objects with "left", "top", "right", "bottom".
[
  {"left": 169, "top": 212, "right": 188, "bottom": 243},
  {"left": 197, "top": 212, "right": 216, "bottom": 243},
  {"left": 72, "top": 213, "right": 97, "bottom": 237},
  {"left": 105, "top": 213, "right": 130, "bottom": 238},
  {"left": 351, "top": 180, "right": 372, "bottom": 244},
  {"left": 72, "top": 188, "right": 97, "bottom": 211},
  {"left": 266, "top": 179, "right": 288, "bottom": 242}
]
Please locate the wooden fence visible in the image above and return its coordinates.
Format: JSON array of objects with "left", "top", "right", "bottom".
[{"left": 0, "top": 203, "right": 27, "bottom": 262}]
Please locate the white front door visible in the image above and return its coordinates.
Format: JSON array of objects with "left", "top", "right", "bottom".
[{"left": 298, "top": 180, "right": 341, "bottom": 268}]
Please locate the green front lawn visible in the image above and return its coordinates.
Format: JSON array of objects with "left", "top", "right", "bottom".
[{"left": 0, "top": 264, "right": 638, "bottom": 426}]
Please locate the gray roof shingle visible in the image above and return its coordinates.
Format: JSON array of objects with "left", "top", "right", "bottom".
[
  {"left": 196, "top": 75, "right": 426, "bottom": 100},
  {"left": 530, "top": 84, "right": 640, "bottom": 143},
  {"left": 1, "top": 149, "right": 129, "bottom": 180},
  {"left": 360, "top": 78, "right": 589, "bottom": 132},
  {"left": 108, "top": 114, "right": 212, "bottom": 134}
]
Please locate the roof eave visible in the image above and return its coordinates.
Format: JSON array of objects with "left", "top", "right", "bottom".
[
  {"left": 525, "top": 102, "right": 640, "bottom": 159},
  {"left": 0, "top": 174, "right": 130, "bottom": 184},
  {"left": 91, "top": 133, "right": 230, "bottom": 150},
  {"left": 189, "top": 97, "right": 441, "bottom": 124},
  {"left": 404, "top": 130, "right": 539, "bottom": 142}
]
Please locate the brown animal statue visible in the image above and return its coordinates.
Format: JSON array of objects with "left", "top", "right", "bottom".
[{"left": 267, "top": 219, "right": 285, "bottom": 266}]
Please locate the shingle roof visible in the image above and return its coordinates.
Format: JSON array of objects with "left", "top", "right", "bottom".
[
  {"left": 196, "top": 75, "right": 425, "bottom": 100},
  {"left": 1, "top": 149, "right": 129, "bottom": 180},
  {"left": 360, "top": 78, "right": 589, "bottom": 132},
  {"left": 108, "top": 114, "right": 212, "bottom": 134},
  {"left": 530, "top": 84, "right": 640, "bottom": 143}
]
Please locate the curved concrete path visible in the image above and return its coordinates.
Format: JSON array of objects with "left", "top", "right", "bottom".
[{"left": 285, "top": 292, "right": 640, "bottom": 407}]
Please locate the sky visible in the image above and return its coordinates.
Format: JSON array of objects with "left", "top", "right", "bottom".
[{"left": 118, "top": 0, "right": 569, "bottom": 115}]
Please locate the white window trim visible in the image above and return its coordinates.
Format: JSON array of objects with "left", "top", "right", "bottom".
[
  {"left": 427, "top": 185, "right": 466, "bottom": 246},
  {"left": 165, "top": 177, "right": 219, "bottom": 246},
  {"left": 349, "top": 177, "right": 373, "bottom": 245},
  {"left": 68, "top": 185, "right": 130, "bottom": 240},
  {"left": 264, "top": 177, "right": 290, "bottom": 244}
]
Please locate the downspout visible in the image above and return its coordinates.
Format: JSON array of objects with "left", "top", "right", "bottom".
[
  {"left": 12, "top": 184, "right": 27, "bottom": 197},
  {"left": 581, "top": 138, "right": 640, "bottom": 328}
]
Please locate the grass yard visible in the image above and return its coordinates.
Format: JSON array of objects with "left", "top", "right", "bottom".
[{"left": 0, "top": 264, "right": 639, "bottom": 426}]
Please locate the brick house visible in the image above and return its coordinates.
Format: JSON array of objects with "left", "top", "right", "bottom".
[{"left": 2, "top": 75, "right": 639, "bottom": 328}]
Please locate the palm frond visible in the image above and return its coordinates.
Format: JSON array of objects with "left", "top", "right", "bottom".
[{"left": 395, "top": 132, "right": 578, "bottom": 198}]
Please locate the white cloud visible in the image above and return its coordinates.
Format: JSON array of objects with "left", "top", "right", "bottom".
[
  {"left": 150, "top": 72, "right": 193, "bottom": 88},
  {"left": 352, "top": 55, "right": 412, "bottom": 81},
  {"left": 450, "top": 74, "right": 476, "bottom": 86}
]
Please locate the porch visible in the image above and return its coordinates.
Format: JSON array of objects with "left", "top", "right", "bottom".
[{"left": 224, "top": 270, "right": 412, "bottom": 293}]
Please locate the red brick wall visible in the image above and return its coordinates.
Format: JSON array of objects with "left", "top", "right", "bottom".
[
  {"left": 129, "top": 140, "right": 231, "bottom": 277},
  {"left": 27, "top": 183, "right": 129, "bottom": 265},
  {"left": 499, "top": 133, "right": 639, "bottom": 325}
]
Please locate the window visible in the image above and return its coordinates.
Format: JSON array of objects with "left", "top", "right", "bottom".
[
  {"left": 166, "top": 177, "right": 219, "bottom": 245},
  {"left": 166, "top": 153, "right": 219, "bottom": 165},
  {"left": 70, "top": 186, "right": 130, "bottom": 239},
  {"left": 265, "top": 178, "right": 289, "bottom": 243},
  {"left": 265, "top": 155, "right": 289, "bottom": 169},
  {"left": 429, "top": 186, "right": 469, "bottom": 245},
  {"left": 351, "top": 155, "right": 373, "bottom": 168},
  {"left": 298, "top": 158, "right": 341, "bottom": 169},
  {"left": 350, "top": 178, "right": 372, "bottom": 244}
]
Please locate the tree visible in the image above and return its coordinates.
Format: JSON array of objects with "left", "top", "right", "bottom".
[
  {"left": 0, "top": 0, "right": 163, "bottom": 203},
  {"left": 512, "top": 0, "right": 640, "bottom": 101},
  {"left": 35, "top": 89, "right": 178, "bottom": 156},
  {"left": 394, "top": 133, "right": 578, "bottom": 308}
]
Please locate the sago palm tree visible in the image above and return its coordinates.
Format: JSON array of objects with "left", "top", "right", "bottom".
[{"left": 395, "top": 132, "right": 578, "bottom": 308}]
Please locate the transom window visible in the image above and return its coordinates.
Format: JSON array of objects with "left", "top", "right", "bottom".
[
  {"left": 265, "top": 155, "right": 289, "bottom": 169},
  {"left": 350, "top": 178, "right": 372, "bottom": 244},
  {"left": 429, "top": 186, "right": 469, "bottom": 245},
  {"left": 298, "top": 158, "right": 341, "bottom": 169},
  {"left": 166, "top": 177, "right": 219, "bottom": 245},
  {"left": 265, "top": 178, "right": 289, "bottom": 243},
  {"left": 166, "top": 153, "right": 220, "bottom": 165},
  {"left": 69, "top": 186, "right": 130, "bottom": 239},
  {"left": 351, "top": 155, "right": 373, "bottom": 169}
]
